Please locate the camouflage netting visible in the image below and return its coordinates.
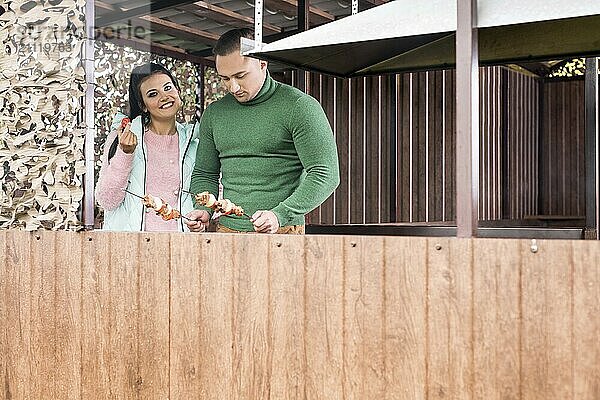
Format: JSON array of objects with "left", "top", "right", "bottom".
[
  {"left": 0, "top": 0, "right": 86, "bottom": 230},
  {"left": 93, "top": 41, "right": 226, "bottom": 227},
  {"left": 0, "top": 1, "right": 226, "bottom": 231},
  {"left": 548, "top": 58, "right": 586, "bottom": 78}
]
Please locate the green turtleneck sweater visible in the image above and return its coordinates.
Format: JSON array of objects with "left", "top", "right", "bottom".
[{"left": 191, "top": 72, "right": 340, "bottom": 231}]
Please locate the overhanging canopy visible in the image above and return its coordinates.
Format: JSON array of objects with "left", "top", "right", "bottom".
[{"left": 248, "top": 0, "right": 600, "bottom": 77}]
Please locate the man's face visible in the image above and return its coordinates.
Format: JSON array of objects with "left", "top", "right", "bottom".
[{"left": 216, "top": 51, "right": 267, "bottom": 103}]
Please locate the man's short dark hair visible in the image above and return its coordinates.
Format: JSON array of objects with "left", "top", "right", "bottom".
[{"left": 213, "top": 28, "right": 254, "bottom": 56}]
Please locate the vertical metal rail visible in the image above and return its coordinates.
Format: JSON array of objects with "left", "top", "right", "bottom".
[
  {"left": 584, "top": 57, "right": 599, "bottom": 239},
  {"left": 254, "top": 0, "right": 263, "bottom": 49},
  {"left": 83, "top": 0, "right": 96, "bottom": 228},
  {"left": 455, "top": 0, "right": 480, "bottom": 237},
  {"left": 296, "top": 0, "right": 309, "bottom": 92}
]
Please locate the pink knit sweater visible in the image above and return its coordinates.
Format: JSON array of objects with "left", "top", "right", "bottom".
[{"left": 96, "top": 129, "right": 181, "bottom": 231}]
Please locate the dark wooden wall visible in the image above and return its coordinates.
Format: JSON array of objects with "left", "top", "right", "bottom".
[
  {"left": 503, "top": 69, "right": 541, "bottom": 220},
  {"left": 540, "top": 80, "right": 586, "bottom": 217},
  {"left": 281, "top": 67, "right": 575, "bottom": 225}
]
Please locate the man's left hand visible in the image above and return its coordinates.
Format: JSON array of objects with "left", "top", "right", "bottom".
[{"left": 251, "top": 210, "right": 280, "bottom": 233}]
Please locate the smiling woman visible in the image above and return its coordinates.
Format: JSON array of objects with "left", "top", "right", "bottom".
[{"left": 95, "top": 63, "right": 199, "bottom": 232}]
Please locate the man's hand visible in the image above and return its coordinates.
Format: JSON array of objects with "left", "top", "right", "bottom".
[
  {"left": 185, "top": 210, "right": 211, "bottom": 232},
  {"left": 118, "top": 121, "right": 137, "bottom": 154},
  {"left": 251, "top": 210, "right": 280, "bottom": 233}
]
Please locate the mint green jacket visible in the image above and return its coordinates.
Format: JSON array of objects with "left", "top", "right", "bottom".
[{"left": 101, "top": 113, "right": 199, "bottom": 231}]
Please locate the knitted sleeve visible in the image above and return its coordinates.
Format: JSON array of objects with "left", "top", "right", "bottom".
[
  {"left": 271, "top": 94, "right": 340, "bottom": 226},
  {"left": 190, "top": 105, "right": 220, "bottom": 215},
  {"left": 95, "top": 113, "right": 135, "bottom": 211}
]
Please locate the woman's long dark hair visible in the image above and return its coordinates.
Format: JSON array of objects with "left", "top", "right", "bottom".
[{"left": 108, "top": 63, "right": 181, "bottom": 161}]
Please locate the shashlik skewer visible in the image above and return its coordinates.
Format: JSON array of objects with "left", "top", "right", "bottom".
[
  {"left": 142, "top": 194, "right": 181, "bottom": 221},
  {"left": 123, "top": 189, "right": 189, "bottom": 221},
  {"left": 190, "top": 191, "right": 251, "bottom": 219}
]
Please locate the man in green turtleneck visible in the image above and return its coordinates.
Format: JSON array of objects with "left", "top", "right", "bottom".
[{"left": 185, "top": 28, "right": 340, "bottom": 234}]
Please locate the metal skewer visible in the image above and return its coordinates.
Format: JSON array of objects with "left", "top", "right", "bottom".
[
  {"left": 123, "top": 189, "right": 193, "bottom": 221},
  {"left": 181, "top": 190, "right": 253, "bottom": 220}
]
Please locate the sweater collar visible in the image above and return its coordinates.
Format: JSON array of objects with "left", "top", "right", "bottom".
[{"left": 242, "top": 70, "right": 277, "bottom": 106}]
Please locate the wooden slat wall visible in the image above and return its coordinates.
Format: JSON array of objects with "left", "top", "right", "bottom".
[
  {"left": 480, "top": 67, "right": 503, "bottom": 220},
  {"left": 505, "top": 70, "right": 540, "bottom": 220},
  {"left": 295, "top": 67, "right": 542, "bottom": 225},
  {"left": 1, "top": 230, "right": 599, "bottom": 399},
  {"left": 540, "top": 80, "right": 586, "bottom": 217}
]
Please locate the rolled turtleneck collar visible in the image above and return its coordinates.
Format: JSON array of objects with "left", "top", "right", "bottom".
[{"left": 242, "top": 70, "right": 278, "bottom": 106}]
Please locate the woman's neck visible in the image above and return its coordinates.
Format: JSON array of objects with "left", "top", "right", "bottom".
[{"left": 147, "top": 118, "right": 177, "bottom": 135}]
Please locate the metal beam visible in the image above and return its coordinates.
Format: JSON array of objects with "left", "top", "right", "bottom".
[
  {"left": 265, "top": 0, "right": 333, "bottom": 26},
  {"left": 139, "top": 15, "right": 219, "bottom": 42},
  {"left": 584, "top": 57, "right": 599, "bottom": 239},
  {"left": 96, "top": 1, "right": 218, "bottom": 46},
  {"left": 96, "top": 33, "right": 208, "bottom": 64},
  {"left": 361, "top": 0, "right": 387, "bottom": 6},
  {"left": 456, "top": 0, "right": 480, "bottom": 237},
  {"left": 181, "top": 2, "right": 281, "bottom": 34},
  {"left": 305, "top": 224, "right": 584, "bottom": 239},
  {"left": 95, "top": 0, "right": 199, "bottom": 27}
]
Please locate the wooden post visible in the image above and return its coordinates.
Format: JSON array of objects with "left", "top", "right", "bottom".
[{"left": 456, "top": 0, "right": 480, "bottom": 237}]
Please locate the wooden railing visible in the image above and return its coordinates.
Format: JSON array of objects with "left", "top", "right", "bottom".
[{"left": 1, "top": 230, "right": 598, "bottom": 399}]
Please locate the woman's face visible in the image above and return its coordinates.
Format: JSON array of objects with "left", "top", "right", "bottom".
[{"left": 139, "top": 73, "right": 182, "bottom": 121}]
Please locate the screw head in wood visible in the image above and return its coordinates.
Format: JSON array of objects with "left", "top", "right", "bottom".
[{"left": 530, "top": 239, "right": 538, "bottom": 253}]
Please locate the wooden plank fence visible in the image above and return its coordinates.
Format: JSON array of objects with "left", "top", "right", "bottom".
[{"left": 0, "top": 230, "right": 598, "bottom": 399}]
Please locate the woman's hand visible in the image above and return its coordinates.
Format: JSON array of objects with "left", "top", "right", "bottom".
[{"left": 118, "top": 120, "right": 137, "bottom": 154}]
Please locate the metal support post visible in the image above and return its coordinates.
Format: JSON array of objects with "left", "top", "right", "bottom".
[
  {"left": 456, "top": 0, "right": 480, "bottom": 237},
  {"left": 83, "top": 0, "right": 96, "bottom": 228},
  {"left": 584, "top": 57, "right": 599, "bottom": 239}
]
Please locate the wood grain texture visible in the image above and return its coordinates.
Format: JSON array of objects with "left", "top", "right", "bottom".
[
  {"left": 169, "top": 233, "right": 203, "bottom": 399},
  {"left": 343, "top": 235, "right": 386, "bottom": 399},
  {"left": 29, "top": 230, "right": 56, "bottom": 399},
  {"left": 427, "top": 237, "right": 473, "bottom": 400},
  {"left": 304, "top": 235, "right": 345, "bottom": 400},
  {"left": 108, "top": 232, "right": 140, "bottom": 400},
  {"left": 138, "top": 233, "right": 170, "bottom": 399},
  {"left": 54, "top": 232, "right": 82, "bottom": 399},
  {"left": 1, "top": 230, "right": 33, "bottom": 400},
  {"left": 1, "top": 232, "right": 599, "bottom": 400},
  {"left": 230, "top": 234, "right": 271, "bottom": 399},
  {"left": 81, "top": 231, "right": 112, "bottom": 399},
  {"left": 521, "top": 240, "right": 573, "bottom": 400},
  {"left": 269, "top": 235, "right": 306, "bottom": 400},
  {"left": 383, "top": 236, "right": 427, "bottom": 400},
  {"left": 473, "top": 239, "right": 521, "bottom": 400},
  {"left": 200, "top": 234, "right": 234, "bottom": 400},
  {"left": 0, "top": 230, "right": 6, "bottom": 399},
  {"left": 572, "top": 241, "right": 600, "bottom": 399}
]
